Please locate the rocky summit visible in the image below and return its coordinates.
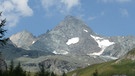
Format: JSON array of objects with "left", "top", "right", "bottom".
[
  {"left": 31, "top": 16, "right": 100, "bottom": 55},
  {"left": 10, "top": 30, "right": 36, "bottom": 50},
  {"left": 6, "top": 16, "right": 135, "bottom": 74}
]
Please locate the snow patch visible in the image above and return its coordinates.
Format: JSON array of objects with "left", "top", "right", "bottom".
[
  {"left": 83, "top": 29, "right": 88, "bottom": 32},
  {"left": 32, "top": 41, "right": 36, "bottom": 44},
  {"left": 102, "top": 55, "right": 118, "bottom": 60},
  {"left": 23, "top": 55, "right": 29, "bottom": 57},
  {"left": 66, "top": 37, "right": 79, "bottom": 45},
  {"left": 53, "top": 50, "right": 69, "bottom": 55},
  {"left": 89, "top": 35, "right": 115, "bottom": 56}
]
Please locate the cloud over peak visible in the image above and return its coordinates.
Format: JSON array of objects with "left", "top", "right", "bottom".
[
  {"left": 61, "top": 0, "right": 80, "bottom": 11},
  {"left": 41, "top": 0, "right": 80, "bottom": 15}
]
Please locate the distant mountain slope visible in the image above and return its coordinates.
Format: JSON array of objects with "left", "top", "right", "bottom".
[
  {"left": 103, "top": 36, "right": 135, "bottom": 58},
  {"left": 0, "top": 40, "right": 53, "bottom": 60},
  {"left": 67, "top": 48, "right": 135, "bottom": 76},
  {"left": 10, "top": 30, "right": 36, "bottom": 50}
]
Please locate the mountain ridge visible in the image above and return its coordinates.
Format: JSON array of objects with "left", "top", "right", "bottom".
[
  {"left": 9, "top": 15, "right": 135, "bottom": 61},
  {"left": 7, "top": 15, "right": 135, "bottom": 74}
]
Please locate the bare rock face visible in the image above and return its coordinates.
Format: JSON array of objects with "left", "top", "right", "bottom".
[
  {"left": 10, "top": 30, "right": 36, "bottom": 50},
  {"left": 31, "top": 16, "right": 100, "bottom": 56},
  {"left": 0, "top": 52, "right": 7, "bottom": 71},
  {"left": 103, "top": 36, "right": 135, "bottom": 58},
  {"left": 125, "top": 48, "right": 135, "bottom": 60},
  {"left": 38, "top": 58, "right": 83, "bottom": 75}
]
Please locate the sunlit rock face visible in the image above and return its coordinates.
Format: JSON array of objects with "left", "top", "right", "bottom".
[
  {"left": 10, "top": 30, "right": 36, "bottom": 50},
  {"left": 31, "top": 16, "right": 101, "bottom": 55}
]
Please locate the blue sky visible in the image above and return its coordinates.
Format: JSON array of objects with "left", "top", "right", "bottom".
[{"left": 0, "top": 0, "right": 135, "bottom": 37}]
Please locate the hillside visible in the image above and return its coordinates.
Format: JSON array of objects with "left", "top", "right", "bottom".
[{"left": 67, "top": 48, "right": 135, "bottom": 76}]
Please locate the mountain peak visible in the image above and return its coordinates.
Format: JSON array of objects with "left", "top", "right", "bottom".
[
  {"left": 63, "top": 15, "right": 83, "bottom": 23},
  {"left": 10, "top": 30, "right": 36, "bottom": 50},
  {"left": 64, "top": 15, "right": 78, "bottom": 20},
  {"left": 20, "top": 30, "right": 32, "bottom": 34},
  {"left": 53, "top": 15, "right": 95, "bottom": 35}
]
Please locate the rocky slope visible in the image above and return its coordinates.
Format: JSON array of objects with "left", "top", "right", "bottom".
[
  {"left": 103, "top": 36, "right": 135, "bottom": 58},
  {"left": 0, "top": 52, "right": 7, "bottom": 71},
  {"left": 30, "top": 16, "right": 100, "bottom": 55},
  {"left": 10, "top": 30, "right": 36, "bottom": 50},
  {"left": 0, "top": 40, "right": 53, "bottom": 60},
  {"left": 7, "top": 16, "right": 135, "bottom": 74}
]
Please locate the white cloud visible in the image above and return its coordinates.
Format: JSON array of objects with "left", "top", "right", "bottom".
[
  {"left": 120, "top": 8, "right": 129, "bottom": 17},
  {"left": 98, "top": 0, "right": 132, "bottom": 3},
  {"left": 61, "top": 0, "right": 80, "bottom": 11},
  {"left": 41, "top": 0, "right": 56, "bottom": 11},
  {"left": 41, "top": 0, "right": 80, "bottom": 15},
  {"left": 0, "top": 0, "right": 33, "bottom": 27}
]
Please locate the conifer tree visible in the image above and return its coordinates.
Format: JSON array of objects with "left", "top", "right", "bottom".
[
  {"left": 62, "top": 72, "right": 67, "bottom": 76},
  {"left": 50, "top": 72, "right": 57, "bottom": 76},
  {"left": 14, "top": 62, "right": 25, "bottom": 76},
  {"left": 0, "top": 12, "right": 8, "bottom": 46},
  {"left": 9, "top": 60, "right": 15, "bottom": 76},
  {"left": 93, "top": 69, "right": 98, "bottom": 76},
  {"left": 0, "top": 11, "right": 8, "bottom": 76}
]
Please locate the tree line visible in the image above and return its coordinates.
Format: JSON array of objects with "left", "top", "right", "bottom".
[{"left": 0, "top": 60, "right": 67, "bottom": 76}]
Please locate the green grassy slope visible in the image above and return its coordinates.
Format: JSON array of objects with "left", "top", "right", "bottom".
[{"left": 67, "top": 48, "right": 135, "bottom": 76}]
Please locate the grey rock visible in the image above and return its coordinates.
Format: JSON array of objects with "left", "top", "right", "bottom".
[
  {"left": 103, "top": 36, "right": 135, "bottom": 58},
  {"left": 0, "top": 52, "right": 7, "bottom": 71},
  {"left": 10, "top": 30, "right": 36, "bottom": 50},
  {"left": 31, "top": 16, "right": 100, "bottom": 55}
]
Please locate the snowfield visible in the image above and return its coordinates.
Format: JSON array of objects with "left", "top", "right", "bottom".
[
  {"left": 89, "top": 35, "right": 115, "bottom": 55},
  {"left": 53, "top": 50, "right": 69, "bottom": 55},
  {"left": 66, "top": 37, "right": 79, "bottom": 45},
  {"left": 83, "top": 29, "right": 88, "bottom": 32},
  {"left": 32, "top": 41, "right": 36, "bottom": 44}
]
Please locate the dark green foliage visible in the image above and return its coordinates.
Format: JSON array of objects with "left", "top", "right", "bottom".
[
  {"left": 9, "top": 60, "right": 14, "bottom": 73},
  {"left": 0, "top": 60, "right": 64, "bottom": 76},
  {"left": 35, "top": 64, "right": 57, "bottom": 76},
  {"left": 14, "top": 62, "right": 26, "bottom": 76},
  {"left": 0, "top": 60, "right": 28, "bottom": 76},
  {"left": 93, "top": 69, "right": 98, "bottom": 76},
  {"left": 0, "top": 12, "right": 8, "bottom": 46},
  {"left": 50, "top": 72, "right": 57, "bottom": 76},
  {"left": 62, "top": 72, "right": 67, "bottom": 76},
  {"left": 9, "top": 60, "right": 15, "bottom": 76},
  {"left": 37, "top": 64, "right": 49, "bottom": 76}
]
